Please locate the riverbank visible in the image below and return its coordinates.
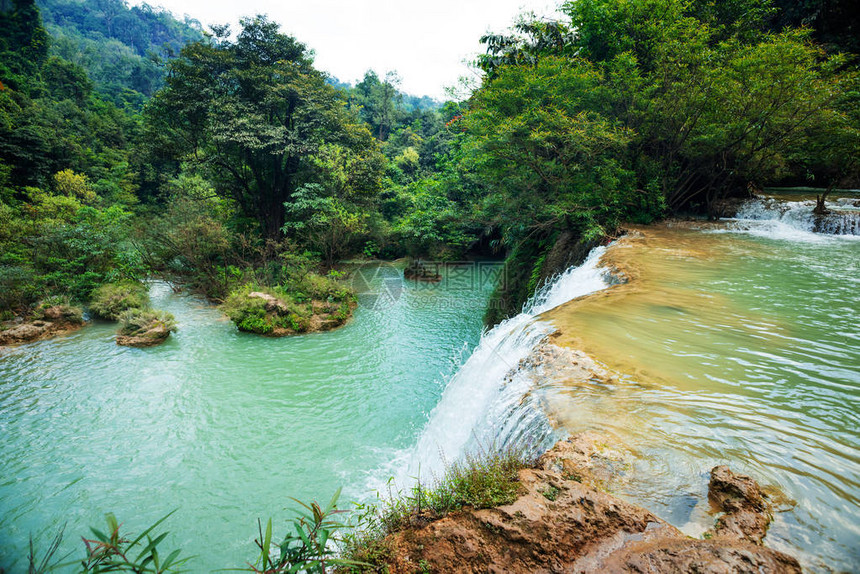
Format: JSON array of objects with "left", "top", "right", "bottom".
[
  {"left": 0, "top": 304, "right": 85, "bottom": 346},
  {"left": 365, "top": 433, "right": 800, "bottom": 573}
]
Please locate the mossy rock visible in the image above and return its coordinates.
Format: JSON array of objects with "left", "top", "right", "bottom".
[
  {"left": 0, "top": 301, "right": 85, "bottom": 345},
  {"left": 37, "top": 304, "right": 84, "bottom": 325},
  {"left": 222, "top": 281, "right": 356, "bottom": 337},
  {"left": 116, "top": 308, "right": 175, "bottom": 347}
]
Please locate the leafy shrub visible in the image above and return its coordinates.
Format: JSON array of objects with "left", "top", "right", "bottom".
[
  {"left": 294, "top": 272, "right": 354, "bottom": 302},
  {"left": 118, "top": 308, "right": 176, "bottom": 337},
  {"left": 89, "top": 280, "right": 150, "bottom": 320},
  {"left": 239, "top": 310, "right": 274, "bottom": 334},
  {"left": 243, "top": 489, "right": 362, "bottom": 573},
  {"left": 27, "top": 512, "right": 188, "bottom": 574},
  {"left": 334, "top": 301, "right": 351, "bottom": 322},
  {"left": 222, "top": 286, "right": 274, "bottom": 334},
  {"left": 288, "top": 313, "right": 310, "bottom": 332}
]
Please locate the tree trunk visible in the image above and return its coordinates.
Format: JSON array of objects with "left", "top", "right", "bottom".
[{"left": 813, "top": 184, "right": 834, "bottom": 216}]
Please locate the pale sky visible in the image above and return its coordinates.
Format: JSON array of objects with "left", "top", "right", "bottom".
[{"left": 129, "top": 0, "right": 563, "bottom": 99}]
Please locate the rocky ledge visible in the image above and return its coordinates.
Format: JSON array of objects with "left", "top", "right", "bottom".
[
  {"left": 0, "top": 305, "right": 85, "bottom": 346},
  {"left": 378, "top": 434, "right": 800, "bottom": 573}
]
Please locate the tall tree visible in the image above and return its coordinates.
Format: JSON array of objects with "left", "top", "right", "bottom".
[
  {"left": 146, "top": 16, "right": 382, "bottom": 239},
  {"left": 472, "top": 0, "right": 856, "bottom": 214},
  {"left": 351, "top": 70, "right": 402, "bottom": 141}
]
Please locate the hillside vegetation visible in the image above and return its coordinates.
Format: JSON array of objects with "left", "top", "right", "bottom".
[{"left": 0, "top": 0, "right": 857, "bottom": 327}]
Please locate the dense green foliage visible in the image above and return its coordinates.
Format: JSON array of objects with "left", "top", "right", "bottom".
[
  {"left": 462, "top": 0, "right": 860, "bottom": 320},
  {"left": 0, "top": 1, "right": 148, "bottom": 314},
  {"left": 38, "top": 0, "right": 204, "bottom": 105},
  {"left": 473, "top": 0, "right": 858, "bottom": 234},
  {"left": 1, "top": 0, "right": 858, "bottom": 325},
  {"left": 146, "top": 16, "right": 385, "bottom": 239},
  {"left": 0, "top": 186, "right": 142, "bottom": 309}
]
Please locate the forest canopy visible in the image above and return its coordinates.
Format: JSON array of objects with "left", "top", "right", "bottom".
[{"left": 0, "top": 0, "right": 857, "bottom": 322}]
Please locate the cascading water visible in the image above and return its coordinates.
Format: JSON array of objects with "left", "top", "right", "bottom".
[
  {"left": 731, "top": 195, "right": 860, "bottom": 237},
  {"left": 393, "top": 246, "right": 613, "bottom": 484}
]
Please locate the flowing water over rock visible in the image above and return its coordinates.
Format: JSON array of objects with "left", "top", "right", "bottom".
[
  {"left": 733, "top": 189, "right": 860, "bottom": 237},
  {"left": 392, "top": 198, "right": 857, "bottom": 571},
  {"left": 388, "top": 246, "right": 613, "bottom": 485},
  {"left": 2, "top": 195, "right": 857, "bottom": 572}
]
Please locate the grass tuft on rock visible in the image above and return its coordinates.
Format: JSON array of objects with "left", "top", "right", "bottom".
[
  {"left": 341, "top": 445, "right": 534, "bottom": 571},
  {"left": 118, "top": 308, "right": 176, "bottom": 337}
]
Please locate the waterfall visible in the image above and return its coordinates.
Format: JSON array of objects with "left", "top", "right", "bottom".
[
  {"left": 393, "top": 246, "right": 612, "bottom": 484},
  {"left": 732, "top": 196, "right": 860, "bottom": 237}
]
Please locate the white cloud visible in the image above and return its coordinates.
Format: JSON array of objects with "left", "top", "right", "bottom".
[{"left": 129, "top": 0, "right": 562, "bottom": 98}]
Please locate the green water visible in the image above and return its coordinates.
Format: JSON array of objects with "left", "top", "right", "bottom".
[
  {"left": 0, "top": 263, "right": 497, "bottom": 572},
  {"left": 542, "top": 224, "right": 860, "bottom": 571},
  {"left": 2, "top": 220, "right": 859, "bottom": 572}
]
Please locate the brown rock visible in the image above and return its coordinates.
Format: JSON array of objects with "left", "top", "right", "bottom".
[
  {"left": 373, "top": 436, "right": 801, "bottom": 574},
  {"left": 0, "top": 322, "right": 48, "bottom": 344},
  {"left": 708, "top": 465, "right": 772, "bottom": 545},
  {"left": 601, "top": 537, "right": 802, "bottom": 573},
  {"left": 116, "top": 325, "right": 171, "bottom": 347}
]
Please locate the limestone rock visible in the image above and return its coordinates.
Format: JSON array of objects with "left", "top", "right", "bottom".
[
  {"left": 708, "top": 465, "right": 772, "bottom": 545},
  {"left": 116, "top": 324, "right": 171, "bottom": 347},
  {"left": 248, "top": 291, "right": 289, "bottom": 314},
  {"left": 375, "top": 435, "right": 801, "bottom": 574}
]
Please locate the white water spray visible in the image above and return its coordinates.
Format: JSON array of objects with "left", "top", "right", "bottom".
[
  {"left": 392, "top": 245, "right": 612, "bottom": 483},
  {"left": 728, "top": 197, "right": 860, "bottom": 240}
]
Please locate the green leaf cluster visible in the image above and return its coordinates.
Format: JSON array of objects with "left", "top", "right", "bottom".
[{"left": 469, "top": 0, "right": 859, "bottom": 235}]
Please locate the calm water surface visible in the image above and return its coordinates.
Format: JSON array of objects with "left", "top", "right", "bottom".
[{"left": 0, "top": 263, "right": 497, "bottom": 572}]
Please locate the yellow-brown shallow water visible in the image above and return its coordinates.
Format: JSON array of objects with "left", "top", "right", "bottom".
[{"left": 539, "top": 222, "right": 859, "bottom": 572}]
